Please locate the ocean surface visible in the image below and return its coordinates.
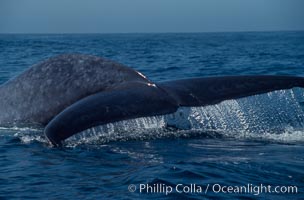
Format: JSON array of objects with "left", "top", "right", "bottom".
[{"left": 0, "top": 31, "right": 304, "bottom": 199}]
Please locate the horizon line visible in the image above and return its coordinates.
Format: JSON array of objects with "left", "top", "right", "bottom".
[{"left": 1, "top": 29, "right": 303, "bottom": 35}]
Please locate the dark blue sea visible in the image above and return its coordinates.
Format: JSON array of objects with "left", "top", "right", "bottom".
[{"left": 0, "top": 31, "right": 304, "bottom": 199}]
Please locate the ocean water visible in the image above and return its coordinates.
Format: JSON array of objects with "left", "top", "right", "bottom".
[{"left": 0, "top": 31, "right": 304, "bottom": 199}]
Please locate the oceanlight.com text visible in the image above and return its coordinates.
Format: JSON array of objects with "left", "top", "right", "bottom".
[{"left": 128, "top": 183, "right": 298, "bottom": 196}]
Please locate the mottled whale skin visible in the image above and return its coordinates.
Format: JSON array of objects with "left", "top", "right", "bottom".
[
  {"left": 1, "top": 54, "right": 304, "bottom": 146},
  {"left": 0, "top": 54, "right": 148, "bottom": 125}
]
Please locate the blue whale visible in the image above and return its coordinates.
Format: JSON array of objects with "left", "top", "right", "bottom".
[{"left": 0, "top": 54, "right": 303, "bottom": 146}]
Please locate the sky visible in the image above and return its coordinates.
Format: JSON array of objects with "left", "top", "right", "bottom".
[{"left": 0, "top": 0, "right": 303, "bottom": 33}]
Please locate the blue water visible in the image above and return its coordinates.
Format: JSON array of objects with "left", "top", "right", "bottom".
[{"left": 0, "top": 31, "right": 304, "bottom": 199}]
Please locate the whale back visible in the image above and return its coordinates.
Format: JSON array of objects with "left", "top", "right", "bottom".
[{"left": 0, "top": 54, "right": 149, "bottom": 125}]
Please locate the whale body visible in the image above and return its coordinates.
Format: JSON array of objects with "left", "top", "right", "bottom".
[{"left": 0, "top": 54, "right": 303, "bottom": 146}]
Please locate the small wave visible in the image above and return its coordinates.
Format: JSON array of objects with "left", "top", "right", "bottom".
[
  {"left": 0, "top": 126, "right": 42, "bottom": 132},
  {"left": 0, "top": 126, "right": 45, "bottom": 145},
  {"left": 241, "top": 127, "right": 304, "bottom": 143},
  {"left": 17, "top": 134, "right": 47, "bottom": 144}
]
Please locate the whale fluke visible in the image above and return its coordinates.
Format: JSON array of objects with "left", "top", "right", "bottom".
[
  {"left": 45, "top": 75, "right": 304, "bottom": 145},
  {"left": 158, "top": 76, "right": 304, "bottom": 106}
]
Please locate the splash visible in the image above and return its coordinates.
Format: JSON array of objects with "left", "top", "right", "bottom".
[
  {"left": 65, "top": 87, "right": 304, "bottom": 145},
  {"left": 0, "top": 126, "right": 45, "bottom": 144}
]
